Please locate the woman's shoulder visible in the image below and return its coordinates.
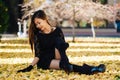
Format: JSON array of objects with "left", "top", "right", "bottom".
[
  {"left": 49, "top": 27, "right": 62, "bottom": 35},
  {"left": 55, "top": 26, "right": 62, "bottom": 31}
]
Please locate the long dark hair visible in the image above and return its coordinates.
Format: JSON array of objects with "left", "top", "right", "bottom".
[{"left": 28, "top": 10, "right": 49, "bottom": 52}]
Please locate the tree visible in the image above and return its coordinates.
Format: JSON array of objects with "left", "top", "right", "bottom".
[
  {"left": 0, "top": 0, "right": 9, "bottom": 33},
  {"left": 21, "top": 0, "right": 118, "bottom": 39},
  {"left": 3, "top": 0, "right": 23, "bottom": 34},
  {"left": 100, "top": 0, "right": 108, "bottom": 5}
]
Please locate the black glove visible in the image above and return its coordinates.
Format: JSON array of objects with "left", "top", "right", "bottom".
[{"left": 17, "top": 65, "right": 33, "bottom": 73}]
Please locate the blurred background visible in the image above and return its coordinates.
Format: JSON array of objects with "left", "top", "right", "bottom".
[
  {"left": 0, "top": 1, "right": 120, "bottom": 79},
  {"left": 0, "top": 0, "right": 120, "bottom": 38}
]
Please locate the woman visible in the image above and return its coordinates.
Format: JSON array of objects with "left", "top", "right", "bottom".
[{"left": 17, "top": 10, "right": 106, "bottom": 75}]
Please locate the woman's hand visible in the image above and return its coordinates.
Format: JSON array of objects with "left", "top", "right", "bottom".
[
  {"left": 17, "top": 65, "right": 33, "bottom": 73},
  {"left": 17, "top": 57, "right": 39, "bottom": 73}
]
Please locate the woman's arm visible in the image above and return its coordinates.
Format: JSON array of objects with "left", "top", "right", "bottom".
[
  {"left": 57, "top": 27, "right": 65, "bottom": 41},
  {"left": 17, "top": 35, "right": 41, "bottom": 73},
  {"left": 30, "top": 35, "right": 41, "bottom": 66},
  {"left": 31, "top": 57, "right": 39, "bottom": 66},
  {"left": 31, "top": 35, "right": 41, "bottom": 66},
  {"left": 17, "top": 57, "right": 39, "bottom": 73},
  {"left": 17, "top": 56, "right": 39, "bottom": 73}
]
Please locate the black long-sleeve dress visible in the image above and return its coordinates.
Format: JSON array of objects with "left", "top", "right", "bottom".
[
  {"left": 34, "top": 27, "right": 66, "bottom": 69},
  {"left": 33, "top": 27, "right": 104, "bottom": 75}
]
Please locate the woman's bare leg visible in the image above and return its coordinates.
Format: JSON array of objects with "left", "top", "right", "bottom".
[
  {"left": 54, "top": 48, "right": 71, "bottom": 73},
  {"left": 55, "top": 48, "right": 61, "bottom": 60},
  {"left": 49, "top": 48, "right": 61, "bottom": 69},
  {"left": 49, "top": 48, "right": 70, "bottom": 71},
  {"left": 49, "top": 59, "right": 60, "bottom": 69},
  {"left": 49, "top": 49, "right": 106, "bottom": 75}
]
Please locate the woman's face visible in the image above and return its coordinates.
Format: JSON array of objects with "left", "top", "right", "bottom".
[{"left": 34, "top": 18, "right": 48, "bottom": 31}]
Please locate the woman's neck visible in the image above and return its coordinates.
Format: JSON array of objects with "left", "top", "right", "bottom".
[{"left": 43, "top": 25, "right": 53, "bottom": 34}]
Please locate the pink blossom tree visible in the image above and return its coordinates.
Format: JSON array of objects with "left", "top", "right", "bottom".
[{"left": 22, "top": 0, "right": 119, "bottom": 40}]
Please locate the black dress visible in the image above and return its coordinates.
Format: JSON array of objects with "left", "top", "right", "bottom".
[
  {"left": 34, "top": 27, "right": 65, "bottom": 69},
  {"left": 32, "top": 27, "right": 105, "bottom": 75}
]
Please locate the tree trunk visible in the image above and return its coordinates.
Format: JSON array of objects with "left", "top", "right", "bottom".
[{"left": 91, "top": 18, "right": 96, "bottom": 38}]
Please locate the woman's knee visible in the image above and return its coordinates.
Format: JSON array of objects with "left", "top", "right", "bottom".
[
  {"left": 49, "top": 59, "right": 60, "bottom": 69},
  {"left": 55, "top": 37, "right": 69, "bottom": 50}
]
